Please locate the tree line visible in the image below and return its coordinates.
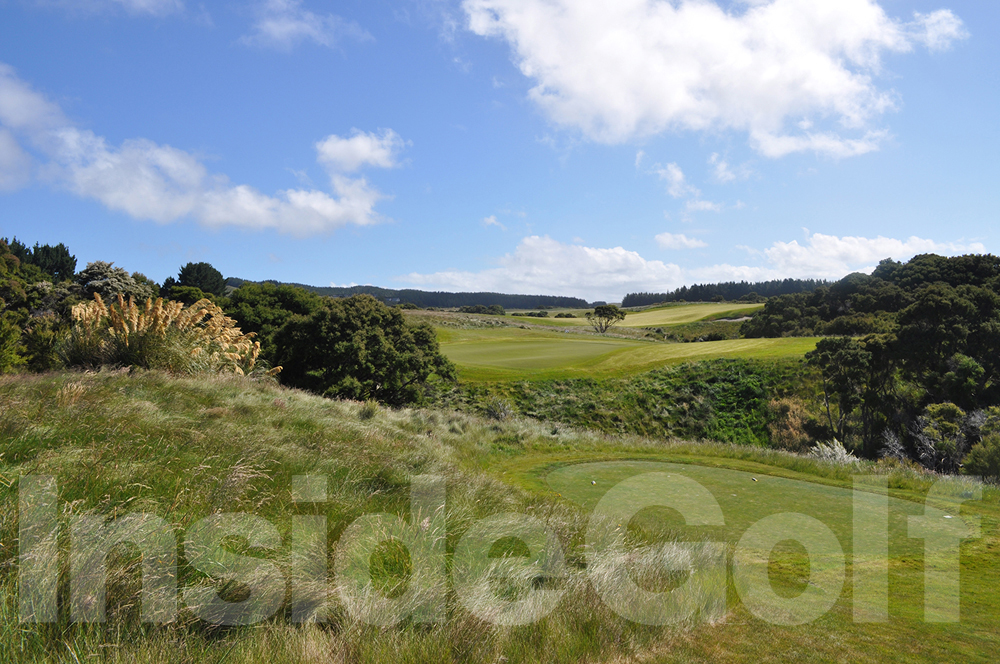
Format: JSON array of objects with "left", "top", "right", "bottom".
[
  {"left": 622, "top": 278, "right": 828, "bottom": 307},
  {"left": 743, "top": 253, "right": 1000, "bottom": 475},
  {"left": 0, "top": 238, "right": 454, "bottom": 406},
  {"left": 229, "top": 279, "right": 591, "bottom": 310}
]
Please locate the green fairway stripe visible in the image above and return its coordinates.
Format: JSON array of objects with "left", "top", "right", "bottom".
[{"left": 439, "top": 328, "right": 818, "bottom": 381}]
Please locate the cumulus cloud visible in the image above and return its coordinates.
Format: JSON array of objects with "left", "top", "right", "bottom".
[
  {"left": 913, "top": 9, "right": 969, "bottom": 51},
  {"left": 401, "top": 232, "right": 985, "bottom": 301},
  {"left": 0, "top": 63, "right": 399, "bottom": 235},
  {"left": 463, "top": 0, "right": 967, "bottom": 157},
  {"left": 756, "top": 232, "right": 985, "bottom": 279},
  {"left": 241, "top": 0, "right": 371, "bottom": 50},
  {"left": 401, "top": 235, "right": 685, "bottom": 301},
  {"left": 316, "top": 129, "right": 406, "bottom": 172},
  {"left": 655, "top": 232, "right": 707, "bottom": 250}
]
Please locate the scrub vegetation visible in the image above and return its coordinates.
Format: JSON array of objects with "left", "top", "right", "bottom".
[
  {"left": 2, "top": 371, "right": 999, "bottom": 663},
  {"left": 3, "top": 237, "right": 1000, "bottom": 662}
]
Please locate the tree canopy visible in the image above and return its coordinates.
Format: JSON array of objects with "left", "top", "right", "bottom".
[
  {"left": 224, "top": 282, "right": 322, "bottom": 363},
  {"left": 178, "top": 262, "right": 226, "bottom": 297},
  {"left": 2, "top": 237, "right": 77, "bottom": 283},
  {"left": 586, "top": 304, "right": 626, "bottom": 333},
  {"left": 76, "top": 261, "right": 158, "bottom": 302},
  {"left": 273, "top": 293, "right": 455, "bottom": 405}
]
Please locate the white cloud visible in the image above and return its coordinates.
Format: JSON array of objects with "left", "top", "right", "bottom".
[
  {"left": 655, "top": 232, "right": 707, "bottom": 250},
  {"left": 401, "top": 232, "right": 985, "bottom": 301},
  {"left": 649, "top": 161, "right": 722, "bottom": 211},
  {"left": 0, "top": 63, "right": 67, "bottom": 134},
  {"left": 481, "top": 215, "right": 506, "bottom": 230},
  {"left": 709, "top": 153, "right": 735, "bottom": 183},
  {"left": 463, "top": 0, "right": 967, "bottom": 157},
  {"left": 401, "top": 235, "right": 685, "bottom": 301},
  {"left": 708, "top": 153, "right": 755, "bottom": 184},
  {"left": 655, "top": 162, "right": 699, "bottom": 199},
  {"left": 241, "top": 0, "right": 371, "bottom": 50},
  {"left": 756, "top": 232, "right": 985, "bottom": 279},
  {"left": 752, "top": 129, "right": 889, "bottom": 159},
  {"left": 685, "top": 199, "right": 724, "bottom": 213},
  {"left": 913, "top": 10, "right": 969, "bottom": 52},
  {"left": 0, "top": 129, "right": 31, "bottom": 191},
  {"left": 0, "top": 63, "right": 400, "bottom": 236},
  {"left": 634, "top": 150, "right": 645, "bottom": 169},
  {"left": 316, "top": 129, "right": 406, "bottom": 172}
]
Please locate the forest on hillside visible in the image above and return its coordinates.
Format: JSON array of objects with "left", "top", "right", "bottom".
[
  {"left": 742, "top": 253, "right": 1000, "bottom": 470},
  {"left": 622, "top": 278, "right": 828, "bottom": 307},
  {"left": 228, "top": 278, "right": 591, "bottom": 309}
]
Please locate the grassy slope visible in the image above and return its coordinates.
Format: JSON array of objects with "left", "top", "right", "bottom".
[
  {"left": 503, "top": 303, "right": 764, "bottom": 329},
  {"left": 2, "top": 372, "right": 998, "bottom": 663},
  {"left": 437, "top": 326, "right": 818, "bottom": 381},
  {"left": 437, "top": 358, "right": 818, "bottom": 446},
  {"left": 619, "top": 303, "right": 765, "bottom": 327}
]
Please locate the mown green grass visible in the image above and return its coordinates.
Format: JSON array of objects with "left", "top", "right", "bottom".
[
  {"left": 2, "top": 372, "right": 998, "bottom": 663},
  {"left": 437, "top": 326, "right": 818, "bottom": 381},
  {"left": 620, "top": 303, "right": 765, "bottom": 327},
  {"left": 546, "top": 459, "right": 924, "bottom": 543},
  {"left": 504, "top": 303, "right": 764, "bottom": 329},
  {"left": 505, "top": 453, "right": 1000, "bottom": 663}
]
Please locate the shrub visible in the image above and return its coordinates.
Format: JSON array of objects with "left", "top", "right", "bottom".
[
  {"left": 22, "top": 313, "right": 63, "bottom": 372},
  {"left": 554, "top": 312, "right": 576, "bottom": 318},
  {"left": 76, "top": 261, "right": 157, "bottom": 302},
  {"left": 964, "top": 434, "right": 1000, "bottom": 480},
  {"left": 767, "top": 398, "right": 812, "bottom": 452},
  {"left": 458, "top": 304, "right": 506, "bottom": 315},
  {"left": 62, "top": 294, "right": 266, "bottom": 375},
  {"left": 914, "top": 402, "right": 968, "bottom": 473},
  {"left": 483, "top": 395, "right": 514, "bottom": 422},
  {"left": 0, "top": 313, "right": 24, "bottom": 374},
  {"left": 812, "top": 439, "right": 858, "bottom": 466},
  {"left": 273, "top": 294, "right": 455, "bottom": 405}
]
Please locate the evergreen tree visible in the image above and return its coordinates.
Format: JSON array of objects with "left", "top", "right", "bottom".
[{"left": 178, "top": 262, "right": 226, "bottom": 297}]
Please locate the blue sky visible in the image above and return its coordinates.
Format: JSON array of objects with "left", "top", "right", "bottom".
[{"left": 1, "top": 0, "right": 997, "bottom": 301}]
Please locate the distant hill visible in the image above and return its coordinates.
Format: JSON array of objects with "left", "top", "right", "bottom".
[
  {"left": 622, "top": 278, "right": 829, "bottom": 307},
  {"left": 226, "top": 278, "right": 591, "bottom": 309}
]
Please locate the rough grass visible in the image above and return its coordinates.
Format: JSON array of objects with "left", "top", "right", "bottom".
[
  {"left": 1, "top": 371, "right": 998, "bottom": 663},
  {"left": 437, "top": 359, "right": 820, "bottom": 446}
]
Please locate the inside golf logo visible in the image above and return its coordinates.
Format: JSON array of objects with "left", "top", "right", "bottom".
[{"left": 17, "top": 470, "right": 980, "bottom": 627}]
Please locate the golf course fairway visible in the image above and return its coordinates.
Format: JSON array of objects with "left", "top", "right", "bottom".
[{"left": 438, "top": 327, "right": 818, "bottom": 380}]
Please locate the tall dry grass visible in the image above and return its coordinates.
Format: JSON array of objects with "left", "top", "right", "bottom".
[{"left": 61, "top": 293, "right": 273, "bottom": 376}]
